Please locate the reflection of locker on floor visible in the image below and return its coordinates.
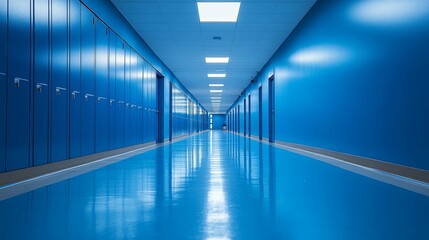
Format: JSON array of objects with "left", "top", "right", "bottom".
[{"left": 0, "top": 0, "right": 208, "bottom": 173}]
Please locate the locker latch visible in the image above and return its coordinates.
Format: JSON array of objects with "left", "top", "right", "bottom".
[
  {"left": 36, "top": 83, "right": 48, "bottom": 93},
  {"left": 110, "top": 99, "right": 116, "bottom": 105},
  {"left": 85, "top": 94, "right": 95, "bottom": 101},
  {"left": 14, "top": 77, "right": 29, "bottom": 88},
  {"left": 72, "top": 91, "right": 80, "bottom": 99},
  {"left": 55, "top": 87, "right": 67, "bottom": 96},
  {"left": 98, "top": 96, "right": 107, "bottom": 103}
]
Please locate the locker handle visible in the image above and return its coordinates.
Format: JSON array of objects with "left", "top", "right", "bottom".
[
  {"left": 118, "top": 101, "right": 124, "bottom": 105},
  {"left": 36, "top": 83, "right": 48, "bottom": 93},
  {"left": 55, "top": 87, "right": 67, "bottom": 96},
  {"left": 72, "top": 91, "right": 80, "bottom": 99},
  {"left": 98, "top": 96, "right": 107, "bottom": 103},
  {"left": 85, "top": 93, "right": 95, "bottom": 101},
  {"left": 110, "top": 99, "right": 116, "bottom": 105},
  {"left": 138, "top": 106, "right": 143, "bottom": 109},
  {"left": 125, "top": 103, "right": 130, "bottom": 108},
  {"left": 0, "top": 72, "right": 5, "bottom": 76},
  {"left": 131, "top": 104, "right": 137, "bottom": 108},
  {"left": 144, "top": 107, "right": 147, "bottom": 110},
  {"left": 14, "top": 77, "right": 29, "bottom": 88}
]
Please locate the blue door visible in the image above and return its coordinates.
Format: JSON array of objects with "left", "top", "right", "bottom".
[
  {"left": 50, "top": 0, "right": 69, "bottom": 162},
  {"left": 80, "top": 6, "right": 95, "bottom": 156},
  {"left": 108, "top": 32, "right": 117, "bottom": 150},
  {"left": 33, "top": 0, "right": 50, "bottom": 166},
  {"left": 69, "top": 0, "right": 81, "bottom": 158},
  {"left": 0, "top": 0, "right": 7, "bottom": 172},
  {"left": 115, "top": 40, "right": 125, "bottom": 148},
  {"left": 258, "top": 86, "right": 262, "bottom": 140},
  {"left": 268, "top": 75, "right": 275, "bottom": 143},
  {"left": 6, "top": 0, "right": 32, "bottom": 171},
  {"left": 124, "top": 44, "right": 130, "bottom": 146},
  {"left": 95, "top": 19, "right": 109, "bottom": 153}
]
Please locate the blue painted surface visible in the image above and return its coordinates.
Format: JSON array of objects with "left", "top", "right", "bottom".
[
  {"left": 80, "top": 6, "right": 96, "bottom": 156},
  {"left": 33, "top": 0, "right": 50, "bottom": 166},
  {"left": 1, "top": 131, "right": 428, "bottom": 239},
  {"left": 6, "top": 0, "right": 32, "bottom": 171},
  {"left": 95, "top": 19, "right": 109, "bottom": 153},
  {"left": 0, "top": 0, "right": 207, "bottom": 173},
  {"left": 0, "top": 0, "right": 6, "bottom": 172},
  {"left": 228, "top": 0, "right": 429, "bottom": 170},
  {"left": 69, "top": 0, "right": 82, "bottom": 159},
  {"left": 212, "top": 114, "right": 226, "bottom": 130}
]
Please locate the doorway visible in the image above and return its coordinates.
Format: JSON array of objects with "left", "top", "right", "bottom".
[{"left": 268, "top": 75, "right": 275, "bottom": 143}]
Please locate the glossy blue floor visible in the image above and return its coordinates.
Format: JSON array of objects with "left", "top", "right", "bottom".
[{"left": 0, "top": 131, "right": 428, "bottom": 239}]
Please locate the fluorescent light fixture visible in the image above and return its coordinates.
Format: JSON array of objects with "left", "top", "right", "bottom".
[
  {"left": 212, "top": 100, "right": 221, "bottom": 103},
  {"left": 205, "top": 57, "right": 229, "bottom": 63},
  {"left": 210, "top": 90, "right": 223, "bottom": 93},
  {"left": 211, "top": 97, "right": 222, "bottom": 100},
  {"left": 208, "top": 74, "right": 226, "bottom": 78},
  {"left": 209, "top": 84, "right": 224, "bottom": 87},
  {"left": 197, "top": 2, "right": 241, "bottom": 22}
]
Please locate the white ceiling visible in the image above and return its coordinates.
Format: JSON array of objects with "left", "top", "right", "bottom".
[{"left": 111, "top": 0, "right": 317, "bottom": 113}]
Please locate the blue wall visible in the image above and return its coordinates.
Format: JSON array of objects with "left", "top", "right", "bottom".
[
  {"left": 228, "top": 0, "right": 429, "bottom": 170},
  {"left": 212, "top": 114, "right": 226, "bottom": 130}
]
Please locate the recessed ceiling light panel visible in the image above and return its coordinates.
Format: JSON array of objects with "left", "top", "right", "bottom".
[
  {"left": 197, "top": 2, "right": 241, "bottom": 22},
  {"left": 210, "top": 90, "right": 223, "bottom": 93},
  {"left": 208, "top": 74, "right": 226, "bottom": 78},
  {"left": 209, "top": 84, "right": 224, "bottom": 87},
  {"left": 205, "top": 57, "right": 229, "bottom": 63}
]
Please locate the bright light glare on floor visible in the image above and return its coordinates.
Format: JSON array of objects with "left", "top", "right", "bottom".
[{"left": 197, "top": 2, "right": 241, "bottom": 22}]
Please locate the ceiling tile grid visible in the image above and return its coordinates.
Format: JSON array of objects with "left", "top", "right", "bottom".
[{"left": 111, "top": 0, "right": 317, "bottom": 113}]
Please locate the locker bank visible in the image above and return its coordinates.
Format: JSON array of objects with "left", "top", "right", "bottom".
[{"left": 0, "top": 0, "right": 428, "bottom": 239}]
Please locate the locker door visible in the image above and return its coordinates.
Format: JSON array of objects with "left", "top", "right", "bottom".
[
  {"left": 69, "top": 0, "right": 81, "bottom": 158},
  {"left": 129, "top": 50, "right": 137, "bottom": 145},
  {"left": 115, "top": 40, "right": 125, "bottom": 148},
  {"left": 108, "top": 31, "right": 116, "bottom": 150},
  {"left": 154, "top": 72, "right": 159, "bottom": 140},
  {"left": 137, "top": 56, "right": 143, "bottom": 144},
  {"left": 95, "top": 19, "right": 109, "bottom": 153},
  {"left": 33, "top": 0, "right": 50, "bottom": 166},
  {"left": 124, "top": 44, "right": 130, "bottom": 146},
  {"left": 6, "top": 0, "right": 32, "bottom": 171},
  {"left": 50, "top": 0, "right": 69, "bottom": 162},
  {"left": 147, "top": 68, "right": 152, "bottom": 141},
  {"left": 80, "top": 6, "right": 95, "bottom": 156},
  {"left": 142, "top": 61, "right": 148, "bottom": 143},
  {"left": 0, "top": 0, "right": 7, "bottom": 172}
]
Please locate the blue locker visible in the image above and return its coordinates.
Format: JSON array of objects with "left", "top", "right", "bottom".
[
  {"left": 142, "top": 61, "right": 148, "bottom": 143},
  {"left": 95, "top": 19, "right": 109, "bottom": 153},
  {"left": 69, "top": 0, "right": 81, "bottom": 158},
  {"left": 115, "top": 39, "right": 125, "bottom": 148},
  {"left": 124, "top": 44, "right": 130, "bottom": 146},
  {"left": 80, "top": 6, "right": 95, "bottom": 156},
  {"left": 0, "top": 0, "right": 7, "bottom": 172},
  {"left": 154, "top": 70, "right": 158, "bottom": 140},
  {"left": 50, "top": 0, "right": 69, "bottom": 162},
  {"left": 108, "top": 32, "right": 116, "bottom": 150},
  {"left": 33, "top": 0, "right": 50, "bottom": 166},
  {"left": 129, "top": 50, "right": 137, "bottom": 145},
  {"left": 6, "top": 0, "right": 32, "bottom": 171},
  {"left": 137, "top": 56, "right": 143, "bottom": 144}
]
